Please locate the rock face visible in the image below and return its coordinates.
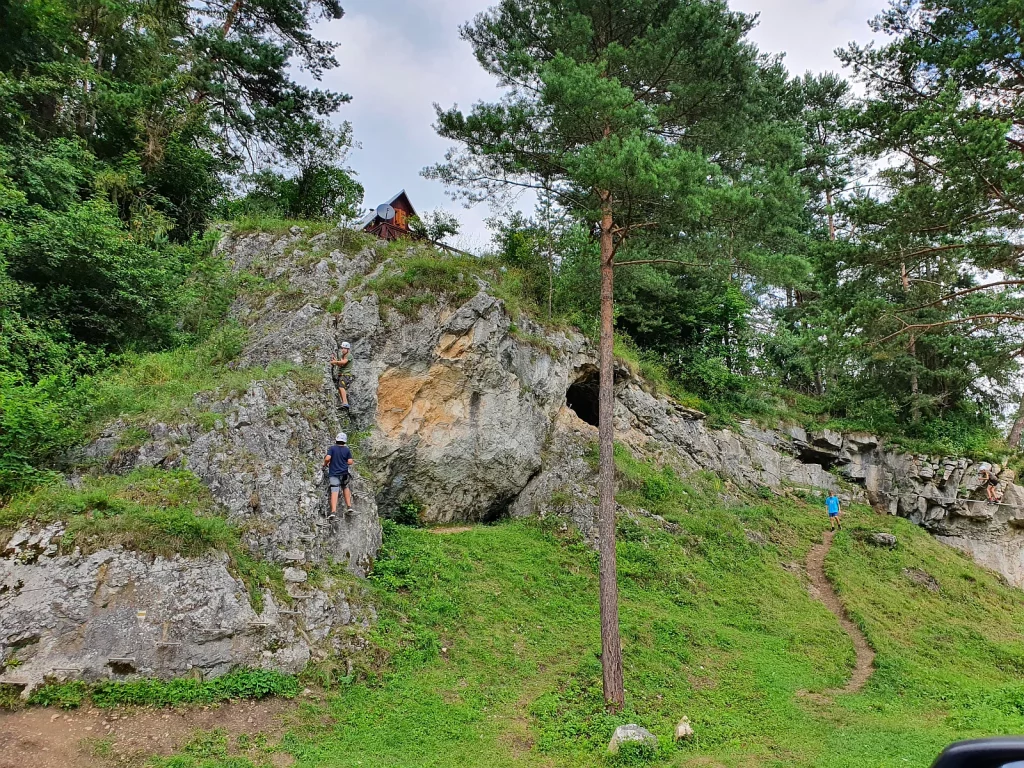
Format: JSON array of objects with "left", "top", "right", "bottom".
[
  {"left": 353, "top": 291, "right": 586, "bottom": 523},
  {"left": 5, "top": 226, "right": 1024, "bottom": 691},
  {"left": 1, "top": 538, "right": 369, "bottom": 690},
  {"left": 2, "top": 230, "right": 385, "bottom": 692},
  {"left": 838, "top": 443, "right": 1024, "bottom": 586}
]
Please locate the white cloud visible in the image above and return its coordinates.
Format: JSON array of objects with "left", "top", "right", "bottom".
[
  {"left": 298, "top": 0, "right": 888, "bottom": 248},
  {"left": 732, "top": 0, "right": 886, "bottom": 76}
]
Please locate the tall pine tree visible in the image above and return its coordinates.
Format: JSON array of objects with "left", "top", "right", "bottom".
[{"left": 428, "top": 0, "right": 806, "bottom": 708}]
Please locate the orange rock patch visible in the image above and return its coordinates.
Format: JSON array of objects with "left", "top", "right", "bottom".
[{"left": 376, "top": 365, "right": 470, "bottom": 440}]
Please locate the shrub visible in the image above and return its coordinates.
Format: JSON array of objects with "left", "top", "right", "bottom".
[
  {"left": 0, "top": 373, "right": 71, "bottom": 499},
  {"left": 28, "top": 669, "right": 299, "bottom": 709},
  {"left": 391, "top": 498, "right": 423, "bottom": 526}
]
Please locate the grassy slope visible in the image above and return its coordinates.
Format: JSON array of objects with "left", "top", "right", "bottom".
[{"left": 156, "top": 453, "right": 1024, "bottom": 768}]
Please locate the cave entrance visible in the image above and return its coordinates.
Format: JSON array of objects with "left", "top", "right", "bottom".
[{"left": 566, "top": 368, "right": 600, "bottom": 427}]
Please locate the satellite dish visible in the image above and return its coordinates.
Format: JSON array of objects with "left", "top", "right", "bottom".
[{"left": 376, "top": 203, "right": 396, "bottom": 221}]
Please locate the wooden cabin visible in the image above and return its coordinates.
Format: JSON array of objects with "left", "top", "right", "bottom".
[{"left": 355, "top": 190, "right": 418, "bottom": 241}]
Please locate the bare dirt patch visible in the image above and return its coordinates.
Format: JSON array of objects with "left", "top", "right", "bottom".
[{"left": 0, "top": 697, "right": 295, "bottom": 768}]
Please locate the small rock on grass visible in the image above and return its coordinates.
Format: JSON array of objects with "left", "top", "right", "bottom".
[
  {"left": 608, "top": 724, "right": 657, "bottom": 754},
  {"left": 674, "top": 716, "right": 694, "bottom": 741},
  {"left": 868, "top": 532, "right": 897, "bottom": 548}
]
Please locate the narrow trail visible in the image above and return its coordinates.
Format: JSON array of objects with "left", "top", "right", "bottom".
[
  {"left": 805, "top": 530, "right": 875, "bottom": 696},
  {"left": 426, "top": 525, "right": 475, "bottom": 535}
]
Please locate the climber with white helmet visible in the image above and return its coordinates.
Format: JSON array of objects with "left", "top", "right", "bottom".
[
  {"left": 330, "top": 341, "right": 353, "bottom": 411},
  {"left": 322, "top": 432, "right": 355, "bottom": 518}
]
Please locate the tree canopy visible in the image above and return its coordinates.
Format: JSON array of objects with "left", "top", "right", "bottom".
[
  {"left": 436, "top": 0, "right": 1024, "bottom": 454},
  {"left": 0, "top": 0, "right": 359, "bottom": 495}
]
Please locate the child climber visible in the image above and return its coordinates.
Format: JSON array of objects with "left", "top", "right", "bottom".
[
  {"left": 330, "top": 342, "right": 353, "bottom": 411},
  {"left": 322, "top": 432, "right": 355, "bottom": 519},
  {"left": 825, "top": 491, "right": 842, "bottom": 532}
]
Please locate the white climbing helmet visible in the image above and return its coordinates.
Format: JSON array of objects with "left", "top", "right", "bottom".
[
  {"left": 341, "top": 341, "right": 351, "bottom": 349},
  {"left": 336, "top": 432, "right": 348, "bottom": 443}
]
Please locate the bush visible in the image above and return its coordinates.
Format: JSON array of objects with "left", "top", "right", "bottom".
[
  {"left": 0, "top": 373, "right": 72, "bottom": 500},
  {"left": 391, "top": 498, "right": 423, "bottom": 526},
  {"left": 27, "top": 669, "right": 299, "bottom": 709},
  {"left": 611, "top": 740, "right": 659, "bottom": 766}
]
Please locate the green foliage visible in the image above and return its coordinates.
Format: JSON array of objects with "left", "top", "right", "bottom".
[
  {"left": 0, "top": 0, "right": 354, "bottom": 496},
  {"left": 25, "top": 681, "right": 88, "bottom": 709},
  {"left": 408, "top": 210, "right": 461, "bottom": 244},
  {"left": 70, "top": 337, "right": 312, "bottom": 438},
  {"left": 2, "top": 470, "right": 223, "bottom": 551},
  {"left": 609, "top": 741, "right": 660, "bottom": 766},
  {"left": 392, "top": 499, "right": 424, "bottom": 527},
  {"left": 0, "top": 373, "right": 72, "bottom": 500},
  {"left": 0, "top": 685, "right": 23, "bottom": 711},
  {"left": 230, "top": 126, "right": 364, "bottom": 221},
  {"left": 425, "top": 0, "right": 1024, "bottom": 444},
  {"left": 28, "top": 669, "right": 299, "bottom": 710},
  {"left": 364, "top": 250, "right": 480, "bottom": 316}
]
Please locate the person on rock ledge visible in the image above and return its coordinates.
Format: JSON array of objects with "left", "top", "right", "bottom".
[
  {"left": 330, "top": 341, "right": 353, "bottom": 411},
  {"left": 825, "top": 491, "right": 842, "bottom": 532},
  {"left": 979, "top": 464, "right": 1001, "bottom": 503},
  {"left": 322, "top": 431, "right": 355, "bottom": 519}
]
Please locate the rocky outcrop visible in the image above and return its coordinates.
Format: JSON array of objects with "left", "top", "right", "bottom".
[
  {"left": 5, "top": 226, "right": 1024, "bottom": 692},
  {"left": 352, "top": 291, "right": 587, "bottom": 523},
  {"left": 843, "top": 445, "right": 1024, "bottom": 586},
  {"left": 1, "top": 526, "right": 370, "bottom": 690}
]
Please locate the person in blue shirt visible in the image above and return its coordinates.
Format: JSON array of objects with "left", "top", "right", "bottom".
[
  {"left": 825, "top": 491, "right": 842, "bottom": 531},
  {"left": 322, "top": 432, "right": 355, "bottom": 519}
]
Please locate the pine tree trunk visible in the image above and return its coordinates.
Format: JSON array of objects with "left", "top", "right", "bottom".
[
  {"left": 598, "top": 191, "right": 625, "bottom": 712},
  {"left": 901, "top": 262, "right": 920, "bottom": 422},
  {"left": 1010, "top": 391, "right": 1024, "bottom": 448},
  {"left": 222, "top": 0, "right": 243, "bottom": 35},
  {"left": 825, "top": 185, "right": 836, "bottom": 242},
  {"left": 908, "top": 335, "right": 920, "bottom": 422}
]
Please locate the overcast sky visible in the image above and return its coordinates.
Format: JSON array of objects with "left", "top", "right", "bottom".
[{"left": 306, "top": 0, "right": 888, "bottom": 251}]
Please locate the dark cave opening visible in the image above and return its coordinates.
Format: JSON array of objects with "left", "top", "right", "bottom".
[{"left": 566, "top": 369, "right": 601, "bottom": 428}]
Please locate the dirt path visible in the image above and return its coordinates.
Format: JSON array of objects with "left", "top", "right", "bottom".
[
  {"left": 426, "top": 525, "right": 475, "bottom": 535},
  {"left": 0, "top": 698, "right": 295, "bottom": 768},
  {"left": 805, "top": 530, "right": 875, "bottom": 695}
]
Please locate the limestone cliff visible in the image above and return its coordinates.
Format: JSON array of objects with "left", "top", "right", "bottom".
[{"left": 3, "top": 226, "right": 1023, "bottom": 693}]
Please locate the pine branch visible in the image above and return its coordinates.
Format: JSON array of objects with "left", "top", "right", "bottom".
[
  {"left": 874, "top": 313, "right": 1024, "bottom": 345},
  {"left": 614, "top": 258, "right": 713, "bottom": 268},
  {"left": 897, "top": 280, "right": 1024, "bottom": 314}
]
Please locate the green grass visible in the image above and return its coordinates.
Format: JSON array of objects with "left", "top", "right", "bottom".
[
  {"left": 226, "top": 216, "right": 342, "bottom": 237},
  {"left": 27, "top": 668, "right": 299, "bottom": 710},
  {"left": 72, "top": 327, "right": 314, "bottom": 438},
  {"left": 0, "top": 469, "right": 287, "bottom": 611},
  {"left": 360, "top": 242, "right": 560, "bottom": 328},
  {"left": 144, "top": 445, "right": 1024, "bottom": 768},
  {"left": 362, "top": 248, "right": 486, "bottom": 317}
]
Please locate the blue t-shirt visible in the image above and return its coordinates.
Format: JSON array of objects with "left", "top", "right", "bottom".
[
  {"left": 826, "top": 495, "right": 840, "bottom": 515},
  {"left": 327, "top": 445, "right": 352, "bottom": 476}
]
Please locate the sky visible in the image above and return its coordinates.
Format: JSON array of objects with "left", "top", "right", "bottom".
[{"left": 305, "top": 0, "right": 889, "bottom": 251}]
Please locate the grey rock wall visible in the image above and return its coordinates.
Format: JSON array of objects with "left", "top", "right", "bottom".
[{"left": 1, "top": 529, "right": 371, "bottom": 691}]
